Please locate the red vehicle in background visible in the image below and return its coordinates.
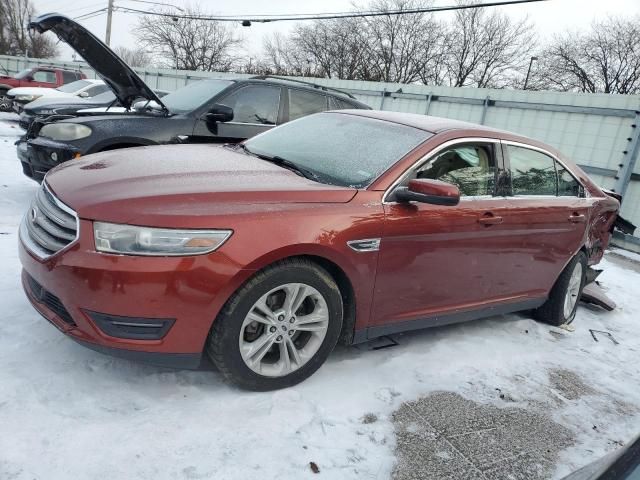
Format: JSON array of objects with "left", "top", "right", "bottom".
[{"left": 0, "top": 65, "right": 85, "bottom": 111}]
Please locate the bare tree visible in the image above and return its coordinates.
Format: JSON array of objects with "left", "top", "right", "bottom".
[
  {"left": 113, "top": 46, "right": 152, "bottom": 68},
  {"left": 0, "top": 0, "right": 58, "bottom": 58},
  {"left": 533, "top": 16, "right": 640, "bottom": 94},
  {"left": 135, "top": 6, "right": 243, "bottom": 71},
  {"left": 360, "top": 0, "right": 445, "bottom": 84},
  {"left": 291, "top": 17, "right": 370, "bottom": 79},
  {"left": 262, "top": 32, "right": 315, "bottom": 76},
  {"left": 443, "top": 0, "right": 536, "bottom": 88}
]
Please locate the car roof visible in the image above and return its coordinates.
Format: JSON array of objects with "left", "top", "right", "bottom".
[
  {"left": 240, "top": 76, "right": 366, "bottom": 104},
  {"left": 332, "top": 109, "right": 562, "bottom": 155}
]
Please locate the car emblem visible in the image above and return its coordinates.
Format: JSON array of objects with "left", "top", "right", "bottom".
[{"left": 30, "top": 207, "right": 37, "bottom": 222}]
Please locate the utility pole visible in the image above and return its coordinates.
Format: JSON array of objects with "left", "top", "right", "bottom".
[
  {"left": 523, "top": 56, "right": 538, "bottom": 90},
  {"left": 105, "top": 0, "right": 114, "bottom": 46}
]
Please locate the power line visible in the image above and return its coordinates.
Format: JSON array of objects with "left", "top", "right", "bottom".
[
  {"left": 73, "top": 8, "right": 108, "bottom": 20},
  {"left": 121, "top": 0, "right": 185, "bottom": 11},
  {"left": 114, "top": 0, "right": 549, "bottom": 23}
]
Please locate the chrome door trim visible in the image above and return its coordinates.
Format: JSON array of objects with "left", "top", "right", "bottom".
[
  {"left": 382, "top": 137, "right": 501, "bottom": 205},
  {"left": 347, "top": 238, "right": 381, "bottom": 252}
]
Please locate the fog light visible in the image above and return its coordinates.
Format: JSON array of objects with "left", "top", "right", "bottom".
[
  {"left": 50, "top": 152, "right": 58, "bottom": 161},
  {"left": 85, "top": 310, "right": 176, "bottom": 340}
]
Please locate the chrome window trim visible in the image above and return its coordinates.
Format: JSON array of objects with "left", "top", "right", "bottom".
[
  {"left": 501, "top": 140, "right": 589, "bottom": 199},
  {"left": 382, "top": 137, "right": 501, "bottom": 205},
  {"left": 20, "top": 181, "right": 80, "bottom": 260}
]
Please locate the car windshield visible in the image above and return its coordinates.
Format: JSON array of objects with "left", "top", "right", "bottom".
[
  {"left": 161, "top": 79, "right": 233, "bottom": 113},
  {"left": 56, "top": 80, "right": 92, "bottom": 93},
  {"left": 243, "top": 112, "right": 432, "bottom": 188},
  {"left": 89, "top": 91, "right": 117, "bottom": 103}
]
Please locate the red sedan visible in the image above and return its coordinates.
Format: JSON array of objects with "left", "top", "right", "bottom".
[{"left": 19, "top": 110, "right": 621, "bottom": 390}]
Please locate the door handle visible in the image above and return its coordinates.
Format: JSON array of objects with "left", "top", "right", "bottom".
[
  {"left": 478, "top": 213, "right": 503, "bottom": 225},
  {"left": 568, "top": 213, "right": 586, "bottom": 223}
]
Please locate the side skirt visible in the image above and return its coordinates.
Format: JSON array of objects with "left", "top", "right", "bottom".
[{"left": 352, "top": 297, "right": 547, "bottom": 344}]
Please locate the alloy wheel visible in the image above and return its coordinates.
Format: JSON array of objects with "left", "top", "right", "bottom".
[
  {"left": 563, "top": 261, "right": 583, "bottom": 319},
  {"left": 239, "top": 282, "right": 329, "bottom": 377},
  {"left": 0, "top": 94, "right": 12, "bottom": 112}
]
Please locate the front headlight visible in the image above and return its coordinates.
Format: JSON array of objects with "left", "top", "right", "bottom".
[
  {"left": 39, "top": 123, "right": 92, "bottom": 141},
  {"left": 15, "top": 94, "right": 41, "bottom": 102},
  {"left": 94, "top": 222, "right": 233, "bottom": 256},
  {"left": 37, "top": 109, "right": 56, "bottom": 115}
]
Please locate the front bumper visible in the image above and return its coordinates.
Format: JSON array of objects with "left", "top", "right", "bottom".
[
  {"left": 19, "top": 137, "right": 81, "bottom": 182},
  {"left": 19, "top": 218, "right": 253, "bottom": 369}
]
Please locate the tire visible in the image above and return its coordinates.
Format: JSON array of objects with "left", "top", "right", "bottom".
[
  {"left": 534, "top": 251, "right": 587, "bottom": 326},
  {"left": 207, "top": 259, "right": 343, "bottom": 391},
  {"left": 0, "top": 90, "right": 11, "bottom": 112}
]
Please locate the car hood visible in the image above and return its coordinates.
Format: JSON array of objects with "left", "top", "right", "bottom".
[
  {"left": 46, "top": 144, "right": 358, "bottom": 225},
  {"left": 28, "top": 13, "right": 165, "bottom": 111},
  {"left": 8, "top": 87, "right": 65, "bottom": 97}
]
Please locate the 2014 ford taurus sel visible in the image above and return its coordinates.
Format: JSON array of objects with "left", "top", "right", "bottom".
[{"left": 19, "top": 110, "right": 627, "bottom": 390}]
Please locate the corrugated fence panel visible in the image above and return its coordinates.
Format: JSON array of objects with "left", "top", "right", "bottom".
[{"left": 2, "top": 55, "right": 640, "bottom": 243}]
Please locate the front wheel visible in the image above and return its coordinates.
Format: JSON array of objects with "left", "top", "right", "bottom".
[
  {"left": 535, "top": 251, "right": 587, "bottom": 326},
  {"left": 207, "top": 259, "right": 343, "bottom": 391}
]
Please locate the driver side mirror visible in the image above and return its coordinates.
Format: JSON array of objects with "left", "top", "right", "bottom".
[
  {"left": 395, "top": 178, "right": 460, "bottom": 206},
  {"left": 78, "top": 91, "right": 90, "bottom": 98},
  {"left": 205, "top": 103, "right": 234, "bottom": 123}
]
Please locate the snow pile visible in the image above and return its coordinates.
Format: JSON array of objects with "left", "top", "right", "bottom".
[{"left": 1, "top": 113, "right": 639, "bottom": 479}]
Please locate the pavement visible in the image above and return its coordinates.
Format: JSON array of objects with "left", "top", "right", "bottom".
[{"left": 392, "top": 390, "right": 574, "bottom": 479}]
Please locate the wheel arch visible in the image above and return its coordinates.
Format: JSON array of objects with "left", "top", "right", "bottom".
[{"left": 218, "top": 247, "right": 361, "bottom": 347}]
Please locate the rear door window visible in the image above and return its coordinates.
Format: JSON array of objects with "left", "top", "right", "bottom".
[
  {"left": 507, "top": 145, "right": 557, "bottom": 196},
  {"left": 62, "top": 71, "right": 77, "bottom": 83},
  {"left": 32, "top": 70, "right": 56, "bottom": 83},
  {"left": 288, "top": 89, "right": 328, "bottom": 121},
  {"left": 219, "top": 85, "right": 281, "bottom": 125}
]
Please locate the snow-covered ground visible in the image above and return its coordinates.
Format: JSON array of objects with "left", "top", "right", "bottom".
[{"left": 1, "top": 112, "right": 639, "bottom": 480}]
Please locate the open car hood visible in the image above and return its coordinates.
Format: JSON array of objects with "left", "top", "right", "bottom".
[{"left": 28, "top": 13, "right": 166, "bottom": 111}]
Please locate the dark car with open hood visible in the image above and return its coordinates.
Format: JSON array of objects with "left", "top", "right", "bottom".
[{"left": 18, "top": 14, "right": 370, "bottom": 182}]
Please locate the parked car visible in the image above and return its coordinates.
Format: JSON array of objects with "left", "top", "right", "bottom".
[
  {"left": 0, "top": 64, "right": 85, "bottom": 111},
  {"left": 8, "top": 79, "right": 108, "bottom": 113},
  {"left": 19, "top": 110, "right": 630, "bottom": 390},
  {"left": 18, "top": 89, "right": 170, "bottom": 130},
  {"left": 18, "top": 13, "right": 370, "bottom": 182},
  {"left": 562, "top": 435, "right": 640, "bottom": 479}
]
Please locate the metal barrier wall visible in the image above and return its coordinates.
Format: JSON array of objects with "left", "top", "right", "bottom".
[{"left": 2, "top": 55, "right": 639, "bottom": 248}]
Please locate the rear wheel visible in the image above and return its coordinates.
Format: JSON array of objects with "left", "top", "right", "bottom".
[
  {"left": 535, "top": 251, "right": 587, "bottom": 326},
  {"left": 0, "top": 90, "right": 12, "bottom": 112},
  {"left": 207, "top": 259, "right": 343, "bottom": 391}
]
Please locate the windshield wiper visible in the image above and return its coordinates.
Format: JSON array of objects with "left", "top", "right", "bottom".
[{"left": 239, "top": 144, "right": 319, "bottom": 182}]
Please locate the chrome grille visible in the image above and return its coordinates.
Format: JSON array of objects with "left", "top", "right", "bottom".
[{"left": 21, "top": 183, "right": 78, "bottom": 258}]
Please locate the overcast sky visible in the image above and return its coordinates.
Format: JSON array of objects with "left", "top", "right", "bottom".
[{"left": 30, "top": 0, "right": 640, "bottom": 61}]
